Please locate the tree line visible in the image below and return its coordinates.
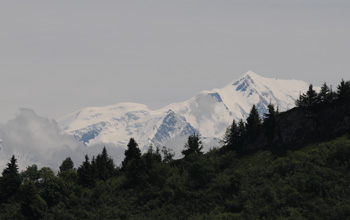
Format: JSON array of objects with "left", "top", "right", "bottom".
[
  {"left": 0, "top": 78, "right": 349, "bottom": 219},
  {"left": 0, "top": 133, "right": 206, "bottom": 219},
  {"left": 295, "top": 79, "right": 350, "bottom": 108},
  {"left": 222, "top": 78, "right": 350, "bottom": 155}
]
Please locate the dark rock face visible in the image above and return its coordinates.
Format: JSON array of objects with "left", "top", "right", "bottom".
[
  {"left": 79, "top": 129, "right": 101, "bottom": 144},
  {"left": 152, "top": 110, "right": 198, "bottom": 146},
  {"left": 209, "top": 93, "right": 223, "bottom": 103}
]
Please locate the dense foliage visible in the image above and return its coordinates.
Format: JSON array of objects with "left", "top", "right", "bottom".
[{"left": 1, "top": 79, "right": 349, "bottom": 220}]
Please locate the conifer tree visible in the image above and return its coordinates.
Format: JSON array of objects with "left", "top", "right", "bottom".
[
  {"left": 337, "top": 79, "right": 350, "bottom": 103},
  {"left": 122, "top": 138, "right": 144, "bottom": 186},
  {"left": 222, "top": 120, "right": 239, "bottom": 149},
  {"left": 182, "top": 133, "right": 203, "bottom": 157},
  {"left": 77, "top": 155, "right": 95, "bottom": 187},
  {"left": 296, "top": 84, "right": 318, "bottom": 107},
  {"left": 90, "top": 156, "right": 98, "bottom": 180},
  {"left": 238, "top": 119, "right": 246, "bottom": 139},
  {"left": 140, "top": 145, "right": 164, "bottom": 185},
  {"left": 317, "top": 83, "right": 330, "bottom": 104},
  {"left": 122, "top": 138, "right": 141, "bottom": 171},
  {"left": 295, "top": 93, "right": 307, "bottom": 107},
  {"left": 327, "top": 85, "right": 337, "bottom": 103},
  {"left": 264, "top": 103, "right": 277, "bottom": 142},
  {"left": 245, "top": 105, "right": 262, "bottom": 142},
  {"left": 143, "top": 144, "right": 161, "bottom": 170},
  {"left": 95, "top": 147, "right": 115, "bottom": 181},
  {"left": 305, "top": 84, "right": 317, "bottom": 106},
  {"left": 0, "top": 155, "right": 21, "bottom": 201}
]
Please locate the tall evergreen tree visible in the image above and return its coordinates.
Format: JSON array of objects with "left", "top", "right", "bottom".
[
  {"left": 317, "top": 83, "right": 330, "bottom": 104},
  {"left": 182, "top": 133, "right": 203, "bottom": 157},
  {"left": 77, "top": 155, "right": 95, "bottom": 187},
  {"left": 305, "top": 84, "right": 318, "bottom": 106},
  {"left": 295, "top": 92, "right": 307, "bottom": 107},
  {"left": 143, "top": 144, "right": 161, "bottom": 170},
  {"left": 222, "top": 119, "right": 239, "bottom": 149},
  {"left": 327, "top": 85, "right": 337, "bottom": 103},
  {"left": 122, "top": 138, "right": 141, "bottom": 171},
  {"left": 95, "top": 147, "right": 115, "bottom": 181},
  {"left": 264, "top": 103, "right": 277, "bottom": 142},
  {"left": 0, "top": 155, "right": 21, "bottom": 202},
  {"left": 245, "top": 105, "right": 262, "bottom": 142},
  {"left": 90, "top": 156, "right": 98, "bottom": 181},
  {"left": 122, "top": 138, "right": 143, "bottom": 186},
  {"left": 296, "top": 84, "right": 318, "bottom": 107},
  {"left": 235, "top": 119, "right": 247, "bottom": 149},
  {"left": 238, "top": 119, "right": 246, "bottom": 139},
  {"left": 337, "top": 79, "right": 350, "bottom": 103}
]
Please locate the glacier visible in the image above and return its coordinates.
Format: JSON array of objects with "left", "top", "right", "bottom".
[{"left": 58, "top": 71, "right": 312, "bottom": 157}]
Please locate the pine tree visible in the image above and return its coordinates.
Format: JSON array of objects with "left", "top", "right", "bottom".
[
  {"left": 264, "top": 103, "right": 276, "bottom": 142},
  {"left": 245, "top": 105, "right": 262, "bottom": 142},
  {"left": 121, "top": 138, "right": 145, "bottom": 186},
  {"left": 305, "top": 84, "right": 317, "bottom": 106},
  {"left": 327, "top": 85, "right": 337, "bottom": 103},
  {"left": 296, "top": 84, "right": 318, "bottom": 107},
  {"left": 337, "top": 79, "right": 350, "bottom": 103},
  {"left": 95, "top": 147, "right": 115, "bottom": 181},
  {"left": 140, "top": 145, "right": 165, "bottom": 186},
  {"left": 317, "top": 83, "right": 330, "bottom": 104},
  {"left": 77, "top": 155, "right": 95, "bottom": 187},
  {"left": 295, "top": 93, "right": 307, "bottom": 107},
  {"left": 0, "top": 155, "right": 21, "bottom": 202},
  {"left": 90, "top": 156, "right": 98, "bottom": 180},
  {"left": 238, "top": 119, "right": 246, "bottom": 139},
  {"left": 182, "top": 133, "right": 203, "bottom": 157},
  {"left": 122, "top": 138, "right": 141, "bottom": 171},
  {"left": 222, "top": 120, "right": 239, "bottom": 149},
  {"left": 143, "top": 144, "right": 161, "bottom": 170}
]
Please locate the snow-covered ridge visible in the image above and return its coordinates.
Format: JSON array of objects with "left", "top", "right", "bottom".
[{"left": 58, "top": 71, "right": 312, "bottom": 156}]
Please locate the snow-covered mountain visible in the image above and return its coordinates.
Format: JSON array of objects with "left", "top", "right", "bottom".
[{"left": 58, "top": 71, "right": 311, "bottom": 156}]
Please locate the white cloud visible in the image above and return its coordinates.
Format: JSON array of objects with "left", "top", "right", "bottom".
[{"left": 0, "top": 109, "right": 126, "bottom": 172}]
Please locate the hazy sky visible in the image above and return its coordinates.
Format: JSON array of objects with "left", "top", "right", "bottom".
[{"left": 1, "top": 0, "right": 349, "bottom": 123}]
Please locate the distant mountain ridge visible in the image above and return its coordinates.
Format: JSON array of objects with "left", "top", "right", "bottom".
[{"left": 58, "top": 71, "right": 311, "bottom": 155}]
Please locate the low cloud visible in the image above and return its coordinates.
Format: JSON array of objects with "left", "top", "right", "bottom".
[{"left": 0, "top": 109, "right": 126, "bottom": 172}]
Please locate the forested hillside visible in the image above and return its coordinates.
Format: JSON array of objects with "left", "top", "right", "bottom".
[{"left": 0, "top": 79, "right": 349, "bottom": 220}]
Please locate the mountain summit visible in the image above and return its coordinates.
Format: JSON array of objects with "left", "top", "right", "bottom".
[{"left": 58, "top": 71, "right": 311, "bottom": 156}]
